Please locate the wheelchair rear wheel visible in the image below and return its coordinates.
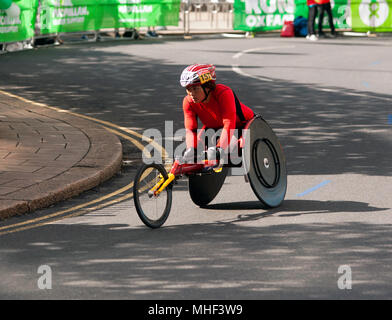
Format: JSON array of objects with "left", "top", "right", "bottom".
[{"left": 242, "top": 116, "right": 287, "bottom": 208}]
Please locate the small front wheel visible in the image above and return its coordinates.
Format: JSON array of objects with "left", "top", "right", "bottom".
[{"left": 133, "top": 163, "right": 173, "bottom": 228}]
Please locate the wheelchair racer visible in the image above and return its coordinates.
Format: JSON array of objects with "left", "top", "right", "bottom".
[{"left": 180, "top": 64, "right": 254, "bottom": 163}]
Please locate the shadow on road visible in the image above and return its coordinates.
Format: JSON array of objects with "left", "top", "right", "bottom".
[
  {"left": 1, "top": 214, "right": 392, "bottom": 299},
  {"left": 205, "top": 198, "right": 388, "bottom": 212}
]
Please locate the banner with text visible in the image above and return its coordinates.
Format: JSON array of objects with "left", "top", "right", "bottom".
[
  {"left": 0, "top": 0, "right": 38, "bottom": 42},
  {"left": 233, "top": 0, "right": 351, "bottom": 31},
  {"left": 39, "top": 0, "right": 180, "bottom": 35}
]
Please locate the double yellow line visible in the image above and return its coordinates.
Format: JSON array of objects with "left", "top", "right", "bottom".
[{"left": 0, "top": 90, "right": 167, "bottom": 236}]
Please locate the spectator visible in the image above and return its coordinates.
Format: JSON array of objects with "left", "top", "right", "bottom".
[
  {"left": 123, "top": 28, "right": 139, "bottom": 39},
  {"left": 317, "top": 0, "right": 336, "bottom": 37},
  {"left": 306, "top": 0, "right": 318, "bottom": 41},
  {"left": 146, "top": 26, "right": 158, "bottom": 38}
]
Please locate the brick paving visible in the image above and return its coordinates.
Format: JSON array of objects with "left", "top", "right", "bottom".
[{"left": 0, "top": 92, "right": 122, "bottom": 219}]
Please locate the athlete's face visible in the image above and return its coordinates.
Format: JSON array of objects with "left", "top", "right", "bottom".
[{"left": 186, "top": 85, "right": 206, "bottom": 103}]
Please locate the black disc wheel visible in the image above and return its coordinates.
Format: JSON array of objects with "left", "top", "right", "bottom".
[
  {"left": 243, "top": 116, "right": 287, "bottom": 208},
  {"left": 252, "top": 138, "right": 280, "bottom": 189},
  {"left": 133, "top": 163, "right": 173, "bottom": 228},
  {"left": 188, "top": 167, "right": 229, "bottom": 207}
]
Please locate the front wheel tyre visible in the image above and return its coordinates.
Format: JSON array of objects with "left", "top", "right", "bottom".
[{"left": 133, "top": 163, "right": 173, "bottom": 228}]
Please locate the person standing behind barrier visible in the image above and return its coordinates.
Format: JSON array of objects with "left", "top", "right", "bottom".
[
  {"left": 146, "top": 26, "right": 158, "bottom": 38},
  {"left": 317, "top": 0, "right": 336, "bottom": 37},
  {"left": 306, "top": 0, "right": 318, "bottom": 41}
]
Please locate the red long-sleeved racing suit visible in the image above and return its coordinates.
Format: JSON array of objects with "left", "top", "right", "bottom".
[{"left": 183, "top": 84, "right": 254, "bottom": 150}]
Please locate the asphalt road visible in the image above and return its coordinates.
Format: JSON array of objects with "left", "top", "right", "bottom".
[{"left": 0, "top": 34, "right": 391, "bottom": 300}]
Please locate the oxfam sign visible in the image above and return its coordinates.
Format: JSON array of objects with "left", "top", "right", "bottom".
[
  {"left": 233, "top": 0, "right": 350, "bottom": 31},
  {"left": 352, "top": 0, "right": 392, "bottom": 30},
  {"left": 234, "top": 0, "right": 295, "bottom": 31}
]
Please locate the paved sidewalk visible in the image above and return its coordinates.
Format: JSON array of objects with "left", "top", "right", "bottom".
[{"left": 0, "top": 91, "right": 122, "bottom": 219}]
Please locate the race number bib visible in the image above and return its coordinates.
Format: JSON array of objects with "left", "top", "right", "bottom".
[{"left": 199, "top": 72, "right": 212, "bottom": 84}]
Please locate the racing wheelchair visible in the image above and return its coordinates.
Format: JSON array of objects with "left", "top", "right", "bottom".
[{"left": 133, "top": 115, "right": 287, "bottom": 228}]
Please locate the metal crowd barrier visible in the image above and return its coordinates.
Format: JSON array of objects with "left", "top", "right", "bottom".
[{"left": 182, "top": 0, "right": 234, "bottom": 34}]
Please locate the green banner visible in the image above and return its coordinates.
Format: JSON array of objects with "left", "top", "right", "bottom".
[
  {"left": 39, "top": 0, "right": 180, "bottom": 35},
  {"left": 114, "top": 0, "right": 180, "bottom": 28},
  {"left": 0, "top": 0, "right": 38, "bottom": 42},
  {"left": 233, "top": 0, "right": 351, "bottom": 31},
  {"left": 351, "top": 0, "right": 392, "bottom": 31}
]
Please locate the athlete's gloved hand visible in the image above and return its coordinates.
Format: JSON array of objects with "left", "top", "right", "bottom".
[
  {"left": 206, "top": 147, "right": 225, "bottom": 162},
  {"left": 182, "top": 147, "right": 197, "bottom": 163}
]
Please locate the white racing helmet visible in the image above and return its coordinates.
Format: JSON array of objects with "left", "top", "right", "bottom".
[{"left": 180, "top": 64, "right": 216, "bottom": 88}]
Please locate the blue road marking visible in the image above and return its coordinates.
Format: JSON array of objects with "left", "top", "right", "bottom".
[
  {"left": 296, "top": 180, "right": 332, "bottom": 197},
  {"left": 388, "top": 115, "right": 392, "bottom": 125}
]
